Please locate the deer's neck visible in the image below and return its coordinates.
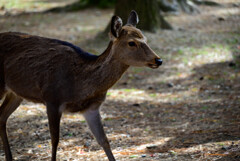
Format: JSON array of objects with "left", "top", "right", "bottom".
[{"left": 91, "top": 41, "right": 129, "bottom": 92}]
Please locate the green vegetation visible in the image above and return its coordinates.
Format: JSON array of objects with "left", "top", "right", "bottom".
[
  {"left": 123, "top": 88, "right": 138, "bottom": 92},
  {"left": 0, "top": 0, "right": 53, "bottom": 10},
  {"left": 149, "top": 93, "right": 157, "bottom": 98},
  {"left": 201, "top": 106, "right": 209, "bottom": 110}
]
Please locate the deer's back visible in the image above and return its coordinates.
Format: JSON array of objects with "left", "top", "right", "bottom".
[{"left": 0, "top": 32, "right": 95, "bottom": 104}]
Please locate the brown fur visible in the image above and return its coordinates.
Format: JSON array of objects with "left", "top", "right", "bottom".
[{"left": 0, "top": 32, "right": 129, "bottom": 111}]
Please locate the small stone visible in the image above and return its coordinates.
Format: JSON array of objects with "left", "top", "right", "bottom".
[
  {"left": 141, "top": 154, "right": 147, "bottom": 158},
  {"left": 218, "top": 17, "right": 225, "bottom": 21},
  {"left": 167, "top": 83, "right": 174, "bottom": 88},
  {"left": 84, "top": 142, "right": 91, "bottom": 148},
  {"left": 147, "top": 145, "right": 158, "bottom": 149},
  {"left": 158, "top": 153, "right": 164, "bottom": 157},
  {"left": 178, "top": 27, "right": 185, "bottom": 31},
  {"left": 148, "top": 86, "right": 153, "bottom": 90},
  {"left": 221, "top": 145, "right": 228, "bottom": 150},
  {"left": 199, "top": 76, "right": 204, "bottom": 80},
  {"left": 24, "top": 21, "right": 30, "bottom": 26},
  {"left": 27, "top": 149, "right": 33, "bottom": 153},
  {"left": 229, "top": 62, "right": 236, "bottom": 67},
  {"left": 233, "top": 3, "right": 239, "bottom": 7},
  {"left": 132, "top": 103, "right": 140, "bottom": 107}
]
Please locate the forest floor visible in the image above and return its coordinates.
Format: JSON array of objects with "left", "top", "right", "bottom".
[{"left": 0, "top": 0, "right": 240, "bottom": 160}]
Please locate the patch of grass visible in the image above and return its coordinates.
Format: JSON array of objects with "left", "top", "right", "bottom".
[
  {"left": 169, "top": 150, "right": 177, "bottom": 156},
  {"left": 145, "top": 128, "right": 150, "bottom": 131},
  {"left": 122, "top": 88, "right": 138, "bottom": 92},
  {"left": 0, "top": 0, "right": 47, "bottom": 10},
  {"left": 129, "top": 155, "right": 138, "bottom": 158},
  {"left": 1, "top": 0, "right": 28, "bottom": 9},
  {"left": 177, "top": 49, "right": 184, "bottom": 55},
  {"left": 208, "top": 78, "right": 225, "bottom": 84},
  {"left": 173, "top": 97, "right": 178, "bottom": 101},
  {"left": 189, "top": 47, "right": 197, "bottom": 54},
  {"left": 176, "top": 37, "right": 188, "bottom": 43},
  {"left": 187, "top": 44, "right": 231, "bottom": 57},
  {"left": 201, "top": 106, "right": 209, "bottom": 110},
  {"left": 216, "top": 142, "right": 225, "bottom": 146},
  {"left": 210, "top": 43, "right": 218, "bottom": 49},
  {"left": 149, "top": 93, "right": 157, "bottom": 97},
  {"left": 189, "top": 47, "right": 209, "bottom": 55},
  {"left": 0, "top": 0, "right": 76, "bottom": 12},
  {"left": 225, "top": 38, "right": 239, "bottom": 45},
  {"left": 182, "top": 57, "right": 189, "bottom": 65},
  {"left": 230, "top": 74, "right": 236, "bottom": 80},
  {"left": 158, "top": 81, "right": 166, "bottom": 85},
  {"left": 198, "top": 50, "right": 209, "bottom": 55},
  {"left": 104, "top": 118, "right": 113, "bottom": 121},
  {"left": 189, "top": 37, "right": 195, "bottom": 43}
]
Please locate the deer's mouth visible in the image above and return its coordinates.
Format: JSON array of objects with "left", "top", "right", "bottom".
[
  {"left": 148, "top": 63, "right": 159, "bottom": 69},
  {"left": 147, "top": 58, "right": 162, "bottom": 69}
]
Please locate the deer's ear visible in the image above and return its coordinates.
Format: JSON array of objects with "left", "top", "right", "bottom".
[
  {"left": 111, "top": 16, "right": 123, "bottom": 38},
  {"left": 127, "top": 10, "right": 139, "bottom": 27}
]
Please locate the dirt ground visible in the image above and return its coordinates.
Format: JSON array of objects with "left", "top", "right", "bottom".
[{"left": 0, "top": 0, "right": 240, "bottom": 160}]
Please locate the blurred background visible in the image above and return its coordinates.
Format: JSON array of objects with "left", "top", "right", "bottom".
[{"left": 0, "top": 0, "right": 239, "bottom": 160}]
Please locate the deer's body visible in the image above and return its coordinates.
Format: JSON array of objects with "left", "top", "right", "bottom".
[
  {"left": 0, "top": 11, "right": 162, "bottom": 161},
  {"left": 0, "top": 32, "right": 127, "bottom": 112}
]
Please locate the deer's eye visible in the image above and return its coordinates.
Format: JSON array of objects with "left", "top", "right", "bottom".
[{"left": 128, "top": 41, "right": 136, "bottom": 47}]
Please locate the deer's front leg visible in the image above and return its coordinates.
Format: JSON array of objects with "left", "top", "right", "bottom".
[
  {"left": 46, "top": 102, "right": 62, "bottom": 161},
  {"left": 83, "top": 103, "right": 115, "bottom": 161}
]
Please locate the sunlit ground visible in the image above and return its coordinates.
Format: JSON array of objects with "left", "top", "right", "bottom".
[{"left": 0, "top": 0, "right": 77, "bottom": 13}]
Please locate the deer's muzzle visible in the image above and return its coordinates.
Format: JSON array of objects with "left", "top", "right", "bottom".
[{"left": 155, "top": 58, "right": 163, "bottom": 66}]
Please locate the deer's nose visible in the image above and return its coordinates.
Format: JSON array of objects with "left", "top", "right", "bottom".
[{"left": 155, "top": 58, "right": 163, "bottom": 66}]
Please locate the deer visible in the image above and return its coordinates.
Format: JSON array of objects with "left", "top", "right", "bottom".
[{"left": 0, "top": 10, "right": 162, "bottom": 161}]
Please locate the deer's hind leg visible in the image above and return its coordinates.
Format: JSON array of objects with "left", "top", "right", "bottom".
[{"left": 0, "top": 93, "right": 22, "bottom": 161}]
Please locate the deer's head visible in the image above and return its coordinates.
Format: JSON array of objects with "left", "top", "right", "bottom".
[{"left": 109, "top": 10, "right": 162, "bottom": 69}]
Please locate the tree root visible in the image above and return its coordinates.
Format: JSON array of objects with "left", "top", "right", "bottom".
[
  {"left": 192, "top": 0, "right": 222, "bottom": 7},
  {"left": 158, "top": 0, "right": 178, "bottom": 12},
  {"left": 45, "top": 1, "right": 89, "bottom": 13},
  {"left": 177, "top": 0, "right": 200, "bottom": 14},
  {"left": 158, "top": 0, "right": 221, "bottom": 14},
  {"left": 160, "top": 12, "right": 173, "bottom": 30}
]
